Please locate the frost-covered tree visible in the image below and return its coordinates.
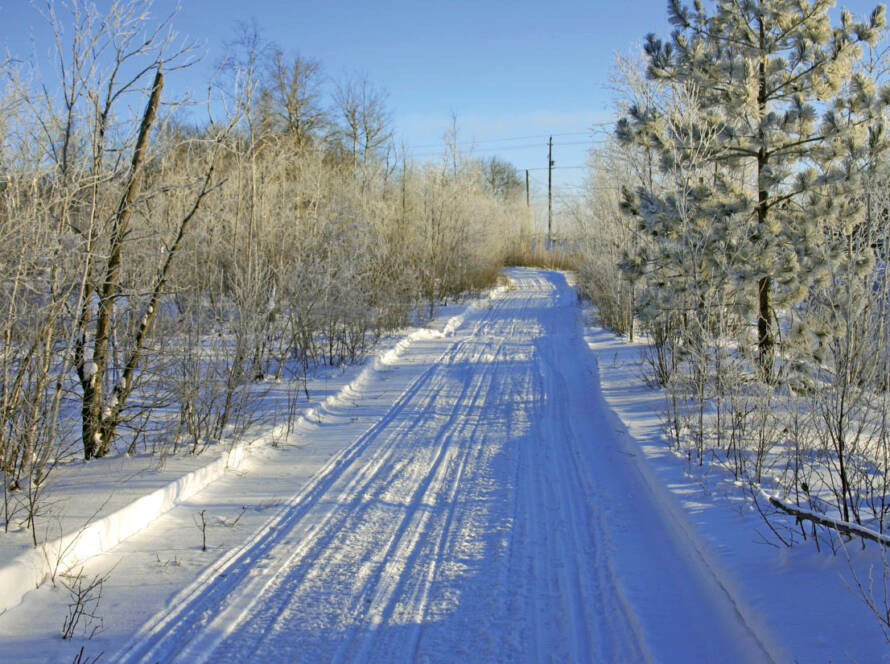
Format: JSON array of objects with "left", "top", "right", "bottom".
[
  {"left": 260, "top": 51, "right": 326, "bottom": 147},
  {"left": 0, "top": 0, "right": 523, "bottom": 477},
  {"left": 333, "top": 74, "right": 393, "bottom": 171},
  {"left": 478, "top": 156, "right": 523, "bottom": 200},
  {"left": 621, "top": 0, "right": 887, "bottom": 380}
]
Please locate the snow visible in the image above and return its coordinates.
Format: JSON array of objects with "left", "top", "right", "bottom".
[
  {"left": 0, "top": 292, "right": 484, "bottom": 662},
  {"left": 0, "top": 441, "right": 243, "bottom": 615},
  {"left": 580, "top": 289, "right": 890, "bottom": 663},
  {"left": 0, "top": 268, "right": 887, "bottom": 662}
]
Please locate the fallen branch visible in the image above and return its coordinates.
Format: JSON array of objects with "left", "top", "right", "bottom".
[{"left": 769, "top": 495, "right": 890, "bottom": 548}]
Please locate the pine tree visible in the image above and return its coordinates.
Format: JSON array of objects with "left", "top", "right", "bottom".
[{"left": 620, "top": 0, "right": 887, "bottom": 381}]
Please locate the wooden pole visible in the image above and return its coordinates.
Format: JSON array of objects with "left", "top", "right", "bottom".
[
  {"left": 525, "top": 169, "right": 530, "bottom": 208},
  {"left": 547, "top": 136, "right": 553, "bottom": 249}
]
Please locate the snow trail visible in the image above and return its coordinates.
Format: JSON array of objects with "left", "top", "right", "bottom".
[{"left": 116, "top": 269, "right": 779, "bottom": 663}]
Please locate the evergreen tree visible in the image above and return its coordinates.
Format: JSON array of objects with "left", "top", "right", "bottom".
[{"left": 619, "top": 0, "right": 887, "bottom": 380}]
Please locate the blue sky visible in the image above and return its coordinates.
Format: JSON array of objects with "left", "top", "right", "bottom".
[{"left": 1, "top": 0, "right": 885, "bottom": 201}]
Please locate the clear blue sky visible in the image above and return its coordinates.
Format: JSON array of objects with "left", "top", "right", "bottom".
[{"left": 1, "top": 0, "right": 885, "bottom": 201}]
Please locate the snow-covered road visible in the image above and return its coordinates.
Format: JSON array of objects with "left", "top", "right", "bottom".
[{"left": 115, "top": 269, "right": 779, "bottom": 663}]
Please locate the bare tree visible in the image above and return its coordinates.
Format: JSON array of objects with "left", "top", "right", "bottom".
[
  {"left": 0, "top": 2, "right": 523, "bottom": 482},
  {"left": 478, "top": 156, "right": 522, "bottom": 200},
  {"left": 32, "top": 1, "right": 209, "bottom": 459},
  {"left": 260, "top": 50, "right": 326, "bottom": 147},
  {"left": 333, "top": 73, "right": 392, "bottom": 170}
]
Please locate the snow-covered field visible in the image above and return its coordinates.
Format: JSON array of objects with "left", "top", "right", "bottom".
[{"left": 0, "top": 268, "right": 886, "bottom": 662}]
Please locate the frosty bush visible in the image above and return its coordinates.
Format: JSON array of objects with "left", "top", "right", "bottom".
[{"left": 0, "top": 0, "right": 524, "bottom": 542}]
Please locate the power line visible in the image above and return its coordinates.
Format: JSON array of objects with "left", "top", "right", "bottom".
[
  {"left": 404, "top": 130, "right": 601, "bottom": 151},
  {"left": 409, "top": 140, "right": 592, "bottom": 159},
  {"left": 525, "top": 165, "right": 588, "bottom": 171}
]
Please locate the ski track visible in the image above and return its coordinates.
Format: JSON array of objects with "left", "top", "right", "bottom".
[{"left": 114, "top": 268, "right": 779, "bottom": 664}]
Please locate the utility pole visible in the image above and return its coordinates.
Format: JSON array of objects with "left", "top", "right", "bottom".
[
  {"left": 401, "top": 148, "right": 408, "bottom": 226},
  {"left": 523, "top": 168, "right": 531, "bottom": 253},
  {"left": 547, "top": 136, "right": 553, "bottom": 250},
  {"left": 525, "top": 169, "right": 530, "bottom": 208}
]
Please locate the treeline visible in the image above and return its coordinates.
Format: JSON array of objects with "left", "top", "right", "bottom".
[
  {"left": 575, "top": 0, "right": 890, "bottom": 538},
  {"left": 0, "top": 0, "right": 524, "bottom": 531}
]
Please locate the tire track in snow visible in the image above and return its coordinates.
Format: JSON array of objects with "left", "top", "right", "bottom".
[
  {"left": 114, "top": 268, "right": 779, "bottom": 663},
  {"left": 364, "top": 333, "right": 522, "bottom": 662},
  {"left": 532, "top": 318, "right": 649, "bottom": 663},
  {"left": 331, "top": 338, "right": 508, "bottom": 663},
  {"left": 233, "top": 298, "right": 517, "bottom": 662},
  {"left": 116, "top": 285, "right": 518, "bottom": 664},
  {"left": 176, "top": 342, "right": 477, "bottom": 662},
  {"left": 111, "top": 307, "right": 487, "bottom": 664}
]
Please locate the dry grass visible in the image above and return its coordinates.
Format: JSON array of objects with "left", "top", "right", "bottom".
[{"left": 503, "top": 242, "right": 578, "bottom": 271}]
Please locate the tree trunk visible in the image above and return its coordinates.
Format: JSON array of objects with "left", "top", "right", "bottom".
[
  {"left": 82, "top": 67, "right": 163, "bottom": 460},
  {"left": 757, "top": 274, "right": 773, "bottom": 381},
  {"left": 756, "top": 19, "right": 774, "bottom": 382}
]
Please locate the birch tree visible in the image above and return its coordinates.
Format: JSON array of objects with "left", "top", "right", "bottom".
[{"left": 33, "top": 0, "right": 212, "bottom": 459}]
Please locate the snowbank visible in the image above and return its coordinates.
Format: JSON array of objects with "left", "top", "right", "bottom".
[{"left": 0, "top": 443, "right": 246, "bottom": 614}]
